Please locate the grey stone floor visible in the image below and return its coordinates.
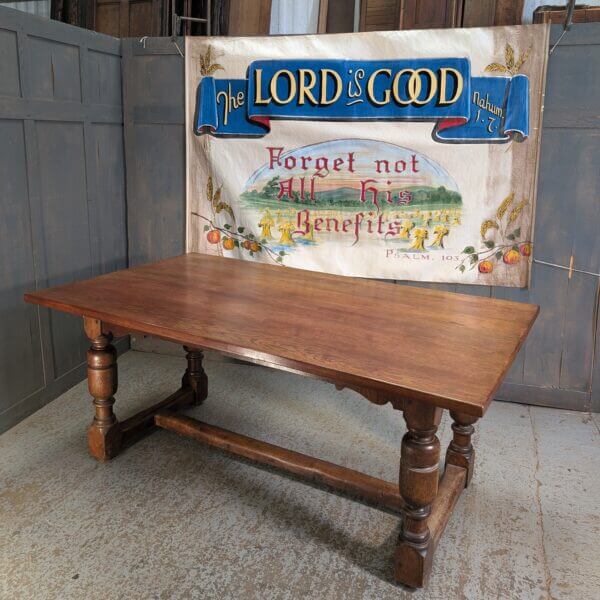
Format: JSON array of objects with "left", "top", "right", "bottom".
[{"left": 1, "top": 351, "right": 599, "bottom": 600}]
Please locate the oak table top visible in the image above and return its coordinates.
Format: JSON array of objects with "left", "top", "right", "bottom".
[{"left": 25, "top": 252, "right": 538, "bottom": 417}]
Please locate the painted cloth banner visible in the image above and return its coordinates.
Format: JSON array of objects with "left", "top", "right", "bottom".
[
  {"left": 186, "top": 26, "right": 549, "bottom": 286},
  {"left": 195, "top": 59, "right": 530, "bottom": 143}
]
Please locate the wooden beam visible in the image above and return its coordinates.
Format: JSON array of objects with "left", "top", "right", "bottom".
[
  {"left": 429, "top": 464, "right": 467, "bottom": 548},
  {"left": 154, "top": 410, "right": 468, "bottom": 543},
  {"left": 317, "top": 0, "right": 329, "bottom": 33},
  {"left": 155, "top": 411, "right": 405, "bottom": 511},
  {"left": 120, "top": 387, "right": 195, "bottom": 446}
]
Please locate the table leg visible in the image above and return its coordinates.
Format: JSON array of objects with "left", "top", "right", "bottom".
[
  {"left": 445, "top": 411, "right": 478, "bottom": 487},
  {"left": 86, "top": 325, "right": 122, "bottom": 462},
  {"left": 181, "top": 346, "right": 208, "bottom": 406},
  {"left": 395, "top": 399, "right": 442, "bottom": 588}
]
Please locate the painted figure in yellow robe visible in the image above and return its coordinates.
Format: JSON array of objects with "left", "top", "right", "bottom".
[
  {"left": 303, "top": 222, "right": 315, "bottom": 242},
  {"left": 258, "top": 210, "right": 274, "bottom": 239},
  {"left": 278, "top": 221, "right": 295, "bottom": 245},
  {"left": 409, "top": 228, "right": 428, "bottom": 251},
  {"left": 399, "top": 219, "right": 415, "bottom": 240},
  {"left": 431, "top": 225, "right": 449, "bottom": 248}
]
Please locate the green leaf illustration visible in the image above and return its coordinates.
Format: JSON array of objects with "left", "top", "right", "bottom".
[
  {"left": 237, "top": 226, "right": 245, "bottom": 233},
  {"left": 484, "top": 240, "right": 495, "bottom": 249},
  {"left": 463, "top": 246, "right": 476, "bottom": 254}
]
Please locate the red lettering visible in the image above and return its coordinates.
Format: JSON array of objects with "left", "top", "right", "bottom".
[
  {"left": 278, "top": 177, "right": 293, "bottom": 200},
  {"left": 268, "top": 147, "right": 283, "bottom": 169},
  {"left": 326, "top": 217, "right": 339, "bottom": 232},
  {"left": 360, "top": 179, "right": 379, "bottom": 210}
]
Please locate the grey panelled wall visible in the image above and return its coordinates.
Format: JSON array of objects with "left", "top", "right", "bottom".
[
  {"left": 121, "top": 38, "right": 186, "bottom": 266},
  {"left": 122, "top": 26, "right": 600, "bottom": 413},
  {"left": 0, "top": 7, "right": 128, "bottom": 433}
]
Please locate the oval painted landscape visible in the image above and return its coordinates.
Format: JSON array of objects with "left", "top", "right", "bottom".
[{"left": 238, "top": 138, "right": 462, "bottom": 254}]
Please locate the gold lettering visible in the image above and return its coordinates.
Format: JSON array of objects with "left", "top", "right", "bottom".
[
  {"left": 254, "top": 69, "right": 271, "bottom": 105},
  {"left": 438, "top": 67, "right": 463, "bottom": 105},
  {"left": 367, "top": 69, "right": 392, "bottom": 106},
  {"left": 270, "top": 69, "right": 297, "bottom": 105},
  {"left": 298, "top": 69, "right": 318, "bottom": 105},
  {"left": 392, "top": 69, "right": 413, "bottom": 105},
  {"left": 410, "top": 68, "right": 437, "bottom": 106},
  {"left": 216, "top": 83, "right": 245, "bottom": 126},
  {"left": 320, "top": 69, "right": 342, "bottom": 105}
]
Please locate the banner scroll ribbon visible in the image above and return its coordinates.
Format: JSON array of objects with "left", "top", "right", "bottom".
[{"left": 195, "top": 58, "right": 529, "bottom": 144}]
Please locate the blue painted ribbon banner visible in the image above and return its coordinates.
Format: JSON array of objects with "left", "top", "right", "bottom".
[{"left": 195, "top": 58, "right": 529, "bottom": 143}]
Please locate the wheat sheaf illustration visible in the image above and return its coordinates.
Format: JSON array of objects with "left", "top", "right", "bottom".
[
  {"left": 199, "top": 46, "right": 224, "bottom": 76},
  {"left": 206, "top": 176, "right": 234, "bottom": 221},
  {"left": 485, "top": 43, "right": 532, "bottom": 76}
]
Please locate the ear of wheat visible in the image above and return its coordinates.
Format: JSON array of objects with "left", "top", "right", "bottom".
[
  {"left": 480, "top": 219, "right": 499, "bottom": 238},
  {"left": 200, "top": 46, "right": 224, "bottom": 76},
  {"left": 485, "top": 43, "right": 532, "bottom": 76},
  {"left": 496, "top": 192, "right": 514, "bottom": 220},
  {"left": 508, "top": 198, "right": 529, "bottom": 223}
]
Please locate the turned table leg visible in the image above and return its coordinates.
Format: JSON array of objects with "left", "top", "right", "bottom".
[
  {"left": 85, "top": 320, "right": 122, "bottom": 461},
  {"left": 395, "top": 399, "right": 442, "bottom": 588},
  {"left": 181, "top": 346, "right": 208, "bottom": 406},
  {"left": 445, "top": 411, "right": 478, "bottom": 487}
]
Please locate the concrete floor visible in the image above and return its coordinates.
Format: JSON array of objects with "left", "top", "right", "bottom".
[{"left": 0, "top": 351, "right": 599, "bottom": 600}]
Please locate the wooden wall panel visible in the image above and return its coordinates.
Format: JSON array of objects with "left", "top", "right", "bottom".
[
  {"left": 122, "top": 38, "right": 186, "bottom": 267},
  {"left": 28, "top": 37, "right": 82, "bottom": 102},
  {"left": 0, "top": 28, "right": 21, "bottom": 96},
  {"left": 0, "top": 120, "right": 45, "bottom": 405},
  {"left": 400, "top": 0, "right": 462, "bottom": 29},
  {"left": 92, "top": 123, "right": 128, "bottom": 274},
  {"left": 493, "top": 0, "right": 524, "bottom": 26},
  {"left": 228, "top": 0, "right": 272, "bottom": 35},
  {"left": 325, "top": 0, "right": 356, "bottom": 33},
  {"left": 494, "top": 25, "right": 600, "bottom": 411},
  {"left": 88, "top": 50, "right": 122, "bottom": 106},
  {"left": 0, "top": 8, "right": 128, "bottom": 433},
  {"left": 36, "top": 121, "right": 92, "bottom": 377},
  {"left": 91, "top": 0, "right": 162, "bottom": 38},
  {"left": 534, "top": 6, "right": 600, "bottom": 25},
  {"left": 360, "top": 0, "right": 400, "bottom": 31}
]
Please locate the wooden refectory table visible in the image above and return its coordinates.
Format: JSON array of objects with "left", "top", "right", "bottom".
[{"left": 24, "top": 253, "right": 538, "bottom": 588}]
